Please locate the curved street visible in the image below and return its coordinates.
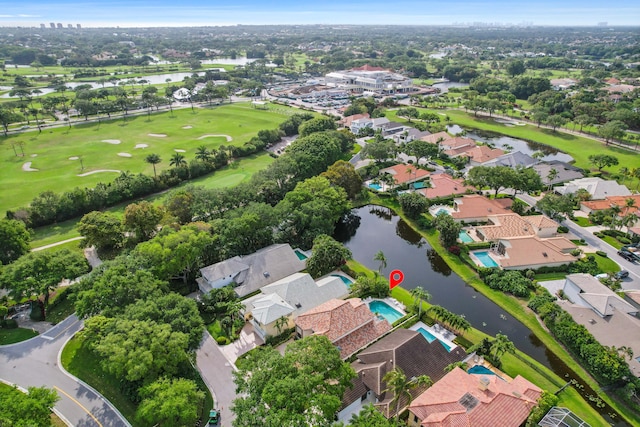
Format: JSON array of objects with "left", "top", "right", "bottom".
[{"left": 0, "top": 315, "right": 130, "bottom": 427}]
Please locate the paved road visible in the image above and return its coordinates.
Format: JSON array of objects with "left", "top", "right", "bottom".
[
  {"left": 518, "top": 193, "right": 640, "bottom": 290},
  {"left": 0, "top": 315, "right": 130, "bottom": 427},
  {"left": 196, "top": 332, "right": 237, "bottom": 427}
]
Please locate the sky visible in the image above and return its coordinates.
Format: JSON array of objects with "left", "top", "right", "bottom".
[{"left": 1, "top": 0, "right": 639, "bottom": 27}]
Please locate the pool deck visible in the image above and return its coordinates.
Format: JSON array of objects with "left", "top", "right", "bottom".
[
  {"left": 364, "top": 296, "right": 406, "bottom": 315},
  {"left": 470, "top": 250, "right": 500, "bottom": 269},
  {"left": 410, "top": 321, "right": 458, "bottom": 350}
]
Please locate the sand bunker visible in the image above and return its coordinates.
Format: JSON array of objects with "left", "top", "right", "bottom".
[
  {"left": 102, "top": 139, "right": 121, "bottom": 144},
  {"left": 69, "top": 156, "right": 79, "bottom": 160},
  {"left": 174, "top": 149, "right": 186, "bottom": 153},
  {"left": 135, "top": 144, "right": 149, "bottom": 149},
  {"left": 22, "top": 162, "right": 38, "bottom": 171},
  {"left": 77, "top": 169, "right": 121, "bottom": 177},
  {"left": 31, "top": 154, "right": 38, "bottom": 158},
  {"left": 148, "top": 133, "right": 167, "bottom": 138},
  {"left": 182, "top": 125, "right": 193, "bottom": 129},
  {"left": 197, "top": 134, "right": 233, "bottom": 141},
  {"left": 117, "top": 152, "right": 132, "bottom": 158}
]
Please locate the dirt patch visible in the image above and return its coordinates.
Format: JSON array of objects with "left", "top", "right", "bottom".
[
  {"left": 102, "top": 139, "right": 121, "bottom": 144},
  {"left": 68, "top": 156, "right": 79, "bottom": 160},
  {"left": 197, "top": 134, "right": 233, "bottom": 141},
  {"left": 148, "top": 133, "right": 167, "bottom": 138},
  {"left": 174, "top": 149, "right": 186, "bottom": 153},
  {"left": 117, "top": 152, "right": 132, "bottom": 157},
  {"left": 182, "top": 125, "right": 193, "bottom": 129},
  {"left": 77, "top": 169, "right": 121, "bottom": 177},
  {"left": 135, "top": 144, "right": 149, "bottom": 149},
  {"left": 22, "top": 162, "right": 38, "bottom": 171},
  {"left": 31, "top": 154, "right": 38, "bottom": 157}
]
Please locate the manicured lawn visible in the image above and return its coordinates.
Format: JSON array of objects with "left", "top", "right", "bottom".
[
  {"left": 0, "top": 103, "right": 293, "bottom": 214},
  {"left": 593, "top": 253, "right": 620, "bottom": 273},
  {"left": 0, "top": 327, "right": 38, "bottom": 345},
  {"left": 30, "top": 220, "right": 81, "bottom": 249},
  {"left": 600, "top": 235, "right": 625, "bottom": 250},
  {"left": 572, "top": 217, "right": 592, "bottom": 227}
]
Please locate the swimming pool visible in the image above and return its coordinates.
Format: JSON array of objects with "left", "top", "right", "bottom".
[
  {"left": 368, "top": 183, "right": 382, "bottom": 190},
  {"left": 467, "top": 365, "right": 496, "bottom": 376},
  {"left": 368, "top": 300, "right": 404, "bottom": 323},
  {"left": 294, "top": 249, "right": 308, "bottom": 260},
  {"left": 413, "top": 181, "right": 426, "bottom": 189},
  {"left": 416, "top": 327, "right": 455, "bottom": 352},
  {"left": 331, "top": 274, "right": 353, "bottom": 285},
  {"left": 459, "top": 231, "right": 473, "bottom": 243},
  {"left": 473, "top": 251, "right": 499, "bottom": 268},
  {"left": 435, "top": 208, "right": 449, "bottom": 216}
]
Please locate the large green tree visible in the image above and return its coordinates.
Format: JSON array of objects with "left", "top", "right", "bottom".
[
  {"left": 77, "top": 211, "right": 124, "bottom": 252},
  {"left": 0, "top": 219, "right": 31, "bottom": 265},
  {"left": 398, "top": 192, "right": 428, "bottom": 219},
  {"left": 321, "top": 160, "right": 363, "bottom": 200},
  {"left": 84, "top": 316, "right": 190, "bottom": 383},
  {"left": 136, "top": 377, "right": 204, "bottom": 427},
  {"left": 122, "top": 293, "right": 204, "bottom": 350},
  {"left": 597, "top": 120, "right": 627, "bottom": 145},
  {"left": 232, "top": 335, "right": 356, "bottom": 427},
  {"left": 433, "top": 213, "right": 462, "bottom": 248},
  {"left": 0, "top": 249, "right": 88, "bottom": 312},
  {"left": 298, "top": 116, "right": 337, "bottom": 137},
  {"left": 348, "top": 405, "right": 395, "bottom": 427},
  {"left": 0, "top": 385, "right": 59, "bottom": 427},
  {"left": 535, "top": 193, "right": 576, "bottom": 221},
  {"left": 123, "top": 201, "right": 165, "bottom": 242},
  {"left": 306, "top": 234, "right": 352, "bottom": 278},
  {"left": 588, "top": 154, "right": 619, "bottom": 172}
]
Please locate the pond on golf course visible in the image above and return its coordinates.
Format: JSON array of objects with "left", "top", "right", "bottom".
[{"left": 334, "top": 205, "right": 625, "bottom": 426}]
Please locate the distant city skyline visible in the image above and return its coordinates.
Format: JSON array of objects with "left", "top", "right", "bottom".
[{"left": 1, "top": 0, "right": 639, "bottom": 27}]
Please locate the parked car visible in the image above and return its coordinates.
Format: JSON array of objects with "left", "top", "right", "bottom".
[
  {"left": 208, "top": 409, "right": 219, "bottom": 426},
  {"left": 618, "top": 250, "right": 636, "bottom": 262},
  {"left": 614, "top": 270, "right": 630, "bottom": 280}
]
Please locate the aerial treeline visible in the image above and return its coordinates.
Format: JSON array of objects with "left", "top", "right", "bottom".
[
  {"left": 529, "top": 289, "right": 638, "bottom": 393},
  {"left": 6, "top": 113, "right": 319, "bottom": 227}
]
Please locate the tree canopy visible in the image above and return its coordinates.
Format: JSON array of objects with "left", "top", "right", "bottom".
[
  {"left": 0, "top": 219, "right": 31, "bottom": 265},
  {"left": 305, "top": 234, "right": 352, "bottom": 278}
]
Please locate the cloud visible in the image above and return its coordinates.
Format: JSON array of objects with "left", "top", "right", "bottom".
[{"left": 0, "top": 14, "right": 41, "bottom": 18}]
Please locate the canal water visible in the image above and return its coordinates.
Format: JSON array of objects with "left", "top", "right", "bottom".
[{"left": 335, "top": 206, "right": 626, "bottom": 426}]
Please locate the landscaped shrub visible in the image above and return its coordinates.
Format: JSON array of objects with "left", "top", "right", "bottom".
[
  {"left": 556, "top": 226, "right": 569, "bottom": 233},
  {"left": 448, "top": 245, "right": 461, "bottom": 255},
  {"left": 483, "top": 270, "right": 532, "bottom": 298},
  {"left": 595, "top": 250, "right": 608, "bottom": 258},
  {"left": 570, "top": 249, "right": 582, "bottom": 257},
  {"left": 265, "top": 328, "right": 294, "bottom": 347},
  {"left": 619, "top": 237, "right": 631, "bottom": 245},
  {"left": 216, "top": 336, "right": 229, "bottom": 345},
  {"left": 0, "top": 318, "right": 18, "bottom": 329}
]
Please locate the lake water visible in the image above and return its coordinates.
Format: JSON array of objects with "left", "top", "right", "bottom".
[
  {"left": 447, "top": 125, "right": 575, "bottom": 163},
  {"left": 335, "top": 206, "right": 625, "bottom": 426},
  {"left": 431, "top": 81, "right": 469, "bottom": 93}
]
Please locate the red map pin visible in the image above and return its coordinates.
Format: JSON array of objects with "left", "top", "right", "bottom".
[{"left": 389, "top": 270, "right": 404, "bottom": 290}]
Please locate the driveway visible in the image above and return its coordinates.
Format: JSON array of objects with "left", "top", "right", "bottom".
[
  {"left": 196, "top": 332, "right": 238, "bottom": 427},
  {"left": 518, "top": 193, "right": 640, "bottom": 290},
  {"left": 0, "top": 315, "right": 130, "bottom": 427}
]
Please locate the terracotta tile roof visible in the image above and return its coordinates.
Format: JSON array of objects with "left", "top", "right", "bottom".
[
  {"left": 419, "top": 174, "right": 474, "bottom": 199},
  {"left": 295, "top": 298, "right": 391, "bottom": 358},
  {"left": 419, "top": 131, "right": 452, "bottom": 144},
  {"left": 380, "top": 164, "right": 430, "bottom": 185},
  {"left": 581, "top": 195, "right": 640, "bottom": 216},
  {"left": 408, "top": 367, "right": 542, "bottom": 427},
  {"left": 476, "top": 214, "right": 557, "bottom": 241},
  {"left": 340, "top": 112, "right": 370, "bottom": 126},
  {"left": 441, "top": 137, "right": 476, "bottom": 150},
  {"left": 451, "top": 195, "right": 511, "bottom": 221},
  {"left": 465, "top": 145, "right": 505, "bottom": 164},
  {"left": 342, "top": 329, "right": 467, "bottom": 417},
  {"left": 495, "top": 236, "right": 576, "bottom": 269}
]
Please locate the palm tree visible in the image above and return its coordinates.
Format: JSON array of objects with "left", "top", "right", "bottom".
[
  {"left": 383, "top": 367, "right": 432, "bottom": 421},
  {"left": 195, "top": 145, "right": 212, "bottom": 163},
  {"left": 490, "top": 334, "right": 516, "bottom": 363},
  {"left": 444, "top": 361, "right": 468, "bottom": 373},
  {"left": 145, "top": 153, "right": 161, "bottom": 178},
  {"left": 410, "top": 286, "right": 432, "bottom": 319},
  {"left": 546, "top": 168, "right": 558, "bottom": 191},
  {"left": 274, "top": 316, "right": 289, "bottom": 335},
  {"left": 373, "top": 250, "right": 387, "bottom": 274},
  {"left": 169, "top": 152, "right": 187, "bottom": 168}
]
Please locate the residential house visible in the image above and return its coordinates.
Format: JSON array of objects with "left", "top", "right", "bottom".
[
  {"left": 419, "top": 131, "right": 452, "bottom": 145},
  {"left": 532, "top": 161, "right": 584, "bottom": 186},
  {"left": 417, "top": 173, "right": 474, "bottom": 199},
  {"left": 338, "top": 329, "right": 467, "bottom": 421},
  {"left": 556, "top": 274, "right": 640, "bottom": 376},
  {"left": 339, "top": 112, "right": 370, "bottom": 128},
  {"left": 380, "top": 164, "right": 430, "bottom": 187},
  {"left": 407, "top": 367, "right": 542, "bottom": 427},
  {"left": 579, "top": 194, "right": 640, "bottom": 216},
  {"left": 474, "top": 213, "right": 558, "bottom": 241},
  {"left": 350, "top": 117, "right": 391, "bottom": 134},
  {"left": 439, "top": 136, "right": 476, "bottom": 155},
  {"left": 243, "top": 273, "right": 350, "bottom": 340},
  {"left": 482, "top": 151, "right": 538, "bottom": 168},
  {"left": 392, "top": 127, "right": 430, "bottom": 144},
  {"left": 550, "top": 78, "right": 577, "bottom": 90},
  {"left": 465, "top": 145, "right": 505, "bottom": 166},
  {"left": 489, "top": 236, "right": 577, "bottom": 270},
  {"left": 450, "top": 195, "right": 512, "bottom": 223},
  {"left": 295, "top": 298, "right": 392, "bottom": 359},
  {"left": 197, "top": 244, "right": 306, "bottom": 297},
  {"left": 555, "top": 177, "right": 631, "bottom": 200}
]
